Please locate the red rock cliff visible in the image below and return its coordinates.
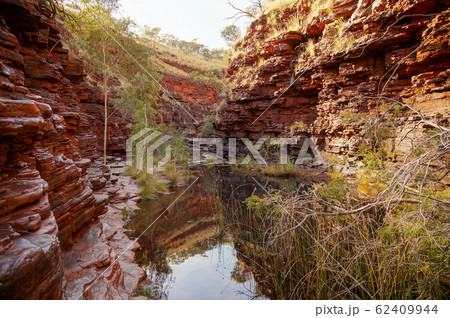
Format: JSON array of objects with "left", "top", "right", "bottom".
[
  {"left": 217, "top": 0, "right": 449, "bottom": 161},
  {"left": 153, "top": 45, "right": 222, "bottom": 130},
  {"left": 158, "top": 72, "right": 220, "bottom": 129},
  {"left": 0, "top": 0, "right": 131, "bottom": 299}
]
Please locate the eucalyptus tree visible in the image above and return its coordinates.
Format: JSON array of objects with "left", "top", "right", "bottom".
[{"left": 66, "top": 0, "right": 160, "bottom": 164}]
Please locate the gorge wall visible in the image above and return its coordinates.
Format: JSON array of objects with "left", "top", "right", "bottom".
[
  {"left": 158, "top": 72, "right": 220, "bottom": 130},
  {"left": 217, "top": 0, "right": 449, "bottom": 166},
  {"left": 0, "top": 0, "right": 135, "bottom": 299},
  {"left": 153, "top": 44, "right": 222, "bottom": 130}
]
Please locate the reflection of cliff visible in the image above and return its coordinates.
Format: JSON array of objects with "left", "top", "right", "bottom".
[
  {"left": 165, "top": 221, "right": 218, "bottom": 256},
  {"left": 128, "top": 168, "right": 291, "bottom": 269},
  {"left": 127, "top": 169, "right": 273, "bottom": 299},
  {"left": 168, "top": 233, "right": 231, "bottom": 265},
  {"left": 127, "top": 179, "right": 220, "bottom": 261}
]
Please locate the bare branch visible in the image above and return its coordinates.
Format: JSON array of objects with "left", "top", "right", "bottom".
[{"left": 226, "top": 0, "right": 257, "bottom": 22}]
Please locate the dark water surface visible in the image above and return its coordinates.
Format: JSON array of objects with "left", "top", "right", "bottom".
[{"left": 126, "top": 167, "right": 295, "bottom": 300}]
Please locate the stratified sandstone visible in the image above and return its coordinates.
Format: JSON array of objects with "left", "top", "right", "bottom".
[
  {"left": 155, "top": 50, "right": 221, "bottom": 130},
  {"left": 158, "top": 72, "right": 220, "bottom": 129},
  {"left": 217, "top": 0, "right": 449, "bottom": 163},
  {"left": 63, "top": 163, "right": 144, "bottom": 300},
  {"left": 0, "top": 0, "right": 138, "bottom": 299}
]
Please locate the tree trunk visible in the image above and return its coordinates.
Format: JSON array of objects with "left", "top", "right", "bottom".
[
  {"left": 145, "top": 102, "right": 148, "bottom": 128},
  {"left": 104, "top": 88, "right": 108, "bottom": 165},
  {"left": 103, "top": 47, "right": 108, "bottom": 165}
]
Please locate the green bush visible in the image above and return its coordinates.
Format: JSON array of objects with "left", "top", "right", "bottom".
[
  {"left": 317, "top": 172, "right": 350, "bottom": 204},
  {"left": 200, "top": 115, "right": 216, "bottom": 137}
]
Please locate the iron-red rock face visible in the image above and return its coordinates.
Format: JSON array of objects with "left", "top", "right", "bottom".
[
  {"left": 0, "top": 0, "right": 136, "bottom": 299},
  {"left": 217, "top": 0, "right": 449, "bottom": 164},
  {"left": 156, "top": 71, "right": 220, "bottom": 129}
]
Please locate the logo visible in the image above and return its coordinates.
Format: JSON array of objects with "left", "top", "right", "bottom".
[
  {"left": 126, "top": 129, "right": 172, "bottom": 174},
  {"left": 127, "top": 129, "right": 324, "bottom": 174}
]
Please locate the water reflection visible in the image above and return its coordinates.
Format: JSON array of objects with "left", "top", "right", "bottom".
[{"left": 126, "top": 168, "right": 267, "bottom": 300}]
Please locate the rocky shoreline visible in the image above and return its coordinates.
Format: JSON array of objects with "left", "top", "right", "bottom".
[{"left": 63, "top": 159, "right": 145, "bottom": 300}]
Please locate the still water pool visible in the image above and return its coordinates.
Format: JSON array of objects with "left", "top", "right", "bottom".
[{"left": 125, "top": 168, "right": 288, "bottom": 300}]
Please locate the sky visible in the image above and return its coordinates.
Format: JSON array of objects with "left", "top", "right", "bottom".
[{"left": 117, "top": 0, "right": 252, "bottom": 49}]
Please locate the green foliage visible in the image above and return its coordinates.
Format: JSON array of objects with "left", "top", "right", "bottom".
[
  {"left": 117, "top": 72, "right": 161, "bottom": 128},
  {"left": 140, "top": 175, "right": 169, "bottom": 200},
  {"left": 256, "top": 136, "right": 281, "bottom": 162},
  {"left": 221, "top": 25, "right": 241, "bottom": 47},
  {"left": 230, "top": 179, "right": 449, "bottom": 299},
  {"left": 200, "top": 115, "right": 216, "bottom": 137},
  {"left": 376, "top": 206, "right": 450, "bottom": 299},
  {"left": 317, "top": 172, "right": 350, "bottom": 204},
  {"left": 343, "top": 104, "right": 400, "bottom": 172},
  {"left": 121, "top": 207, "right": 129, "bottom": 219},
  {"left": 167, "top": 130, "right": 190, "bottom": 168},
  {"left": 64, "top": 0, "right": 162, "bottom": 160},
  {"left": 185, "top": 70, "right": 226, "bottom": 94},
  {"left": 66, "top": 1, "right": 128, "bottom": 78},
  {"left": 359, "top": 147, "right": 387, "bottom": 171},
  {"left": 187, "top": 71, "right": 203, "bottom": 83},
  {"left": 151, "top": 40, "right": 226, "bottom": 78},
  {"left": 289, "top": 121, "right": 306, "bottom": 135},
  {"left": 143, "top": 25, "right": 228, "bottom": 59},
  {"left": 125, "top": 168, "right": 168, "bottom": 201},
  {"left": 125, "top": 126, "right": 190, "bottom": 191},
  {"left": 244, "top": 194, "right": 281, "bottom": 219},
  {"left": 205, "top": 155, "right": 216, "bottom": 164},
  {"left": 142, "top": 26, "right": 161, "bottom": 40},
  {"left": 211, "top": 69, "right": 222, "bottom": 77},
  {"left": 37, "top": 0, "right": 74, "bottom": 19},
  {"left": 121, "top": 206, "right": 135, "bottom": 220}
]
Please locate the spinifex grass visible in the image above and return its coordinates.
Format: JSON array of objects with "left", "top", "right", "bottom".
[
  {"left": 124, "top": 167, "right": 169, "bottom": 200},
  {"left": 223, "top": 187, "right": 449, "bottom": 300},
  {"left": 164, "top": 162, "right": 184, "bottom": 187}
]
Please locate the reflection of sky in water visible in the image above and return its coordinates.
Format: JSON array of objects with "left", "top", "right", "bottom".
[{"left": 162, "top": 243, "right": 262, "bottom": 300}]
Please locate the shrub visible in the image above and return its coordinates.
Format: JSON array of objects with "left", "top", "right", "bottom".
[
  {"left": 121, "top": 207, "right": 132, "bottom": 220},
  {"left": 211, "top": 69, "right": 222, "bottom": 77},
  {"left": 306, "top": 39, "right": 315, "bottom": 56},
  {"left": 316, "top": 172, "right": 350, "bottom": 204},
  {"left": 200, "top": 115, "right": 216, "bottom": 137},
  {"left": 187, "top": 71, "right": 204, "bottom": 83},
  {"left": 227, "top": 178, "right": 449, "bottom": 299},
  {"left": 169, "top": 133, "right": 190, "bottom": 168}
]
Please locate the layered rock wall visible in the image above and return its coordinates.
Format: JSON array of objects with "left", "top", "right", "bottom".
[
  {"left": 154, "top": 50, "right": 221, "bottom": 130},
  {"left": 0, "top": 0, "right": 133, "bottom": 299},
  {"left": 158, "top": 72, "right": 220, "bottom": 129},
  {"left": 217, "top": 0, "right": 449, "bottom": 162}
]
